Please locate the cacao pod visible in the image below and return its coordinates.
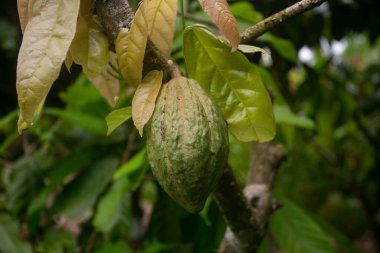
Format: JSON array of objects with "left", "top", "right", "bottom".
[{"left": 147, "top": 76, "right": 229, "bottom": 213}]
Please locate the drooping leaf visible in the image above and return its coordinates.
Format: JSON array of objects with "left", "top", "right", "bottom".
[
  {"left": 115, "top": 27, "right": 129, "bottom": 79},
  {"left": 198, "top": 0, "right": 240, "bottom": 51},
  {"left": 53, "top": 156, "right": 119, "bottom": 218},
  {"left": 70, "top": 12, "right": 109, "bottom": 77},
  {"left": 89, "top": 53, "right": 120, "bottom": 107},
  {"left": 93, "top": 177, "right": 130, "bottom": 233},
  {"left": 123, "top": 0, "right": 149, "bottom": 86},
  {"left": 183, "top": 25, "right": 275, "bottom": 142},
  {"left": 132, "top": 70, "right": 163, "bottom": 135},
  {"left": 17, "top": 0, "right": 29, "bottom": 33},
  {"left": 114, "top": 148, "right": 149, "bottom": 190},
  {"left": 147, "top": 0, "right": 177, "bottom": 58},
  {"left": 105, "top": 106, "right": 132, "bottom": 135},
  {"left": 0, "top": 213, "right": 33, "bottom": 253},
  {"left": 270, "top": 199, "right": 335, "bottom": 253},
  {"left": 16, "top": 0, "right": 80, "bottom": 127}
]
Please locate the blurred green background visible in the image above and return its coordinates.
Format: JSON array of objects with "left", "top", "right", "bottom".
[{"left": 0, "top": 0, "right": 379, "bottom": 252}]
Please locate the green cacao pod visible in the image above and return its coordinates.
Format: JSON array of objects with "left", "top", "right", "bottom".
[{"left": 146, "top": 76, "right": 229, "bottom": 213}]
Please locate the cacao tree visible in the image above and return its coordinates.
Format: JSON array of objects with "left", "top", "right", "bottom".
[{"left": 0, "top": 0, "right": 379, "bottom": 252}]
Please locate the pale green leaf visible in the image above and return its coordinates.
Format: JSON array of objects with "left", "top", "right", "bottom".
[
  {"left": 16, "top": 0, "right": 80, "bottom": 124},
  {"left": 198, "top": 0, "right": 240, "bottom": 51},
  {"left": 270, "top": 199, "right": 335, "bottom": 253},
  {"left": 238, "top": 44, "right": 269, "bottom": 55},
  {"left": 124, "top": 0, "right": 149, "bottom": 86},
  {"left": 132, "top": 70, "right": 163, "bottom": 136},
  {"left": 274, "top": 105, "right": 315, "bottom": 129},
  {"left": 147, "top": 0, "right": 177, "bottom": 58},
  {"left": 53, "top": 157, "right": 119, "bottom": 218},
  {"left": 183, "top": 25, "right": 275, "bottom": 142},
  {"left": 0, "top": 213, "right": 32, "bottom": 253},
  {"left": 70, "top": 11, "right": 109, "bottom": 77},
  {"left": 113, "top": 148, "right": 149, "bottom": 191},
  {"left": 17, "top": 0, "right": 29, "bottom": 33},
  {"left": 93, "top": 177, "right": 130, "bottom": 233},
  {"left": 105, "top": 107, "right": 132, "bottom": 135}
]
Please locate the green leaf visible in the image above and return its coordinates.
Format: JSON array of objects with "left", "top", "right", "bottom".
[
  {"left": 93, "top": 177, "right": 130, "bottom": 233},
  {"left": 37, "top": 229, "right": 76, "bottom": 253},
  {"left": 53, "top": 156, "right": 119, "bottom": 218},
  {"left": 105, "top": 106, "right": 132, "bottom": 135},
  {"left": 274, "top": 105, "right": 315, "bottom": 129},
  {"left": 94, "top": 241, "right": 132, "bottom": 253},
  {"left": 183, "top": 25, "right": 275, "bottom": 142},
  {"left": 270, "top": 199, "right": 335, "bottom": 253},
  {"left": 114, "top": 148, "right": 149, "bottom": 190},
  {"left": 44, "top": 107, "right": 107, "bottom": 135},
  {"left": 27, "top": 151, "right": 95, "bottom": 231},
  {"left": 7, "top": 154, "right": 44, "bottom": 214},
  {"left": 230, "top": 1, "right": 263, "bottom": 24},
  {"left": 259, "top": 34, "right": 297, "bottom": 62},
  {"left": 0, "top": 213, "right": 32, "bottom": 253}
]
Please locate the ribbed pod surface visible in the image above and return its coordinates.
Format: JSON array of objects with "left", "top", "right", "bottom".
[{"left": 147, "top": 77, "right": 229, "bottom": 213}]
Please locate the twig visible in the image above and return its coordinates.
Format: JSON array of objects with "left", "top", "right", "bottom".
[{"left": 240, "top": 0, "right": 328, "bottom": 44}]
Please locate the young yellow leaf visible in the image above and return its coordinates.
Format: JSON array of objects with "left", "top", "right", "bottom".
[
  {"left": 147, "top": 0, "right": 177, "bottom": 58},
  {"left": 124, "top": 0, "right": 149, "bottom": 87},
  {"left": 17, "top": 0, "right": 29, "bottom": 33},
  {"left": 89, "top": 53, "right": 120, "bottom": 107},
  {"left": 132, "top": 70, "right": 163, "bottom": 136},
  {"left": 16, "top": 0, "right": 80, "bottom": 124},
  {"left": 115, "top": 27, "right": 129, "bottom": 82},
  {"left": 70, "top": 7, "right": 109, "bottom": 77},
  {"left": 198, "top": 0, "right": 240, "bottom": 51}
]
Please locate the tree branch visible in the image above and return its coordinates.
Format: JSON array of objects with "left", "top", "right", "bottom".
[
  {"left": 240, "top": 0, "right": 328, "bottom": 44},
  {"left": 215, "top": 143, "right": 286, "bottom": 253}
]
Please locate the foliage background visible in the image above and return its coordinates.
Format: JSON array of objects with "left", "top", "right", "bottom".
[{"left": 0, "top": 0, "right": 379, "bottom": 252}]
